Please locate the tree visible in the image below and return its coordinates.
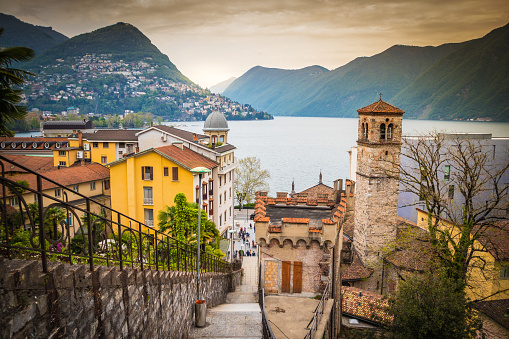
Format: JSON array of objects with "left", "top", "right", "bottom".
[
  {"left": 386, "top": 270, "right": 481, "bottom": 339},
  {"left": 0, "top": 28, "right": 35, "bottom": 136},
  {"left": 234, "top": 156, "right": 270, "bottom": 204},
  {"left": 385, "top": 132, "right": 509, "bottom": 290}
]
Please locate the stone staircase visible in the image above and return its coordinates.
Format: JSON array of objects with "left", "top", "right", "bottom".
[{"left": 189, "top": 256, "right": 262, "bottom": 338}]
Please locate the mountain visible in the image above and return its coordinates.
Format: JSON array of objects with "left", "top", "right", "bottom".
[
  {"left": 0, "top": 13, "right": 68, "bottom": 56},
  {"left": 209, "top": 77, "right": 237, "bottom": 94},
  {"left": 223, "top": 23, "right": 509, "bottom": 121},
  {"left": 31, "top": 22, "right": 190, "bottom": 84}
]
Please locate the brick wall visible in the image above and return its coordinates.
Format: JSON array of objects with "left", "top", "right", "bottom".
[
  {"left": 264, "top": 260, "right": 279, "bottom": 293},
  {"left": 0, "top": 258, "right": 241, "bottom": 338}
]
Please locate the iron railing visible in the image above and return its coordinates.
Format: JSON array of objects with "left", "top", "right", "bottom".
[
  {"left": 0, "top": 154, "right": 230, "bottom": 274},
  {"left": 258, "top": 288, "right": 276, "bottom": 339},
  {"left": 304, "top": 277, "right": 332, "bottom": 339}
]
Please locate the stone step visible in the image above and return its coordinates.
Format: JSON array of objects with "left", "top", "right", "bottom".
[
  {"left": 189, "top": 303, "right": 262, "bottom": 338},
  {"left": 226, "top": 291, "right": 257, "bottom": 304}
]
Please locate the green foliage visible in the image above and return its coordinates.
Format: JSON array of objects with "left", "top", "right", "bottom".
[
  {"left": 8, "top": 180, "right": 29, "bottom": 195},
  {"left": 385, "top": 271, "right": 481, "bottom": 339},
  {"left": 0, "top": 28, "right": 35, "bottom": 136}
]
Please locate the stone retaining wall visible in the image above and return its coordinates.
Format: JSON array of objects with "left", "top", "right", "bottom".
[{"left": 0, "top": 257, "right": 241, "bottom": 338}]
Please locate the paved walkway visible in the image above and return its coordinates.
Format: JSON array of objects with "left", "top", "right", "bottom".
[{"left": 189, "top": 214, "right": 262, "bottom": 338}]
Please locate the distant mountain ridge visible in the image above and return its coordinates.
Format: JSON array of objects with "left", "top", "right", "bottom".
[
  {"left": 0, "top": 13, "right": 68, "bottom": 56},
  {"left": 223, "top": 23, "right": 509, "bottom": 121},
  {"left": 31, "top": 22, "right": 190, "bottom": 84},
  {"left": 210, "top": 77, "right": 237, "bottom": 94}
]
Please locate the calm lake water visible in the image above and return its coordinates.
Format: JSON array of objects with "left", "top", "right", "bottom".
[
  {"left": 170, "top": 117, "right": 509, "bottom": 195},
  {"left": 18, "top": 117, "right": 509, "bottom": 195}
]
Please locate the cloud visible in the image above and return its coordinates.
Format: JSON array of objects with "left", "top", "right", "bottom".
[{"left": 3, "top": 0, "right": 508, "bottom": 86}]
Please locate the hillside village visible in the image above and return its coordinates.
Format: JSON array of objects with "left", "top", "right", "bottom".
[{"left": 19, "top": 53, "right": 272, "bottom": 124}]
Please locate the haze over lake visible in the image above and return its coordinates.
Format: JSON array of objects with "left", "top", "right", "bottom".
[{"left": 171, "top": 117, "right": 509, "bottom": 196}]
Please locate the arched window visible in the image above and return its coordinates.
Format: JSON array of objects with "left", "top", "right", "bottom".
[
  {"left": 387, "top": 123, "right": 393, "bottom": 140},
  {"left": 380, "top": 123, "right": 386, "bottom": 140},
  {"left": 364, "top": 123, "right": 369, "bottom": 139}
]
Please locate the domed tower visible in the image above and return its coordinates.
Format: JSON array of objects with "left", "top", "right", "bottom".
[
  {"left": 353, "top": 98, "right": 404, "bottom": 289},
  {"left": 203, "top": 111, "right": 230, "bottom": 145}
]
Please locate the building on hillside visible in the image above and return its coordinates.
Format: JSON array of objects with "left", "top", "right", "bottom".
[
  {"left": 0, "top": 154, "right": 55, "bottom": 177},
  {"left": 55, "top": 129, "right": 142, "bottom": 168},
  {"left": 256, "top": 178, "right": 354, "bottom": 295},
  {"left": 1, "top": 162, "right": 110, "bottom": 237},
  {"left": 41, "top": 120, "right": 95, "bottom": 137},
  {"left": 352, "top": 98, "right": 404, "bottom": 292},
  {"left": 0, "top": 137, "right": 69, "bottom": 156},
  {"left": 108, "top": 143, "right": 218, "bottom": 231},
  {"left": 135, "top": 112, "right": 236, "bottom": 234}
]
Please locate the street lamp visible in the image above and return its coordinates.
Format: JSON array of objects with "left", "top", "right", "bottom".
[{"left": 191, "top": 167, "right": 211, "bottom": 304}]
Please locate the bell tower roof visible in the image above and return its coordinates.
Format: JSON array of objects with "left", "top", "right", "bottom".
[{"left": 357, "top": 99, "right": 405, "bottom": 115}]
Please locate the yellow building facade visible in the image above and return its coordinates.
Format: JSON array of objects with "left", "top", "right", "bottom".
[
  {"left": 109, "top": 144, "right": 217, "bottom": 232},
  {"left": 416, "top": 209, "right": 509, "bottom": 301}
]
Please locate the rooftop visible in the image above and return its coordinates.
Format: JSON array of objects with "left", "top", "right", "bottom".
[{"left": 342, "top": 286, "right": 392, "bottom": 326}]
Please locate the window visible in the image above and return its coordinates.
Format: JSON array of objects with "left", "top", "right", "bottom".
[
  {"left": 220, "top": 135, "right": 224, "bottom": 143},
  {"left": 448, "top": 185, "right": 455, "bottom": 199},
  {"left": 502, "top": 266, "right": 509, "bottom": 279},
  {"left": 73, "top": 185, "right": 79, "bottom": 193},
  {"left": 90, "top": 182, "right": 96, "bottom": 190},
  {"left": 144, "top": 208, "right": 154, "bottom": 227},
  {"left": 209, "top": 180, "right": 214, "bottom": 196},
  {"left": 364, "top": 123, "right": 369, "bottom": 139},
  {"left": 59, "top": 161, "right": 66, "bottom": 166},
  {"left": 119, "top": 142, "right": 125, "bottom": 148},
  {"left": 219, "top": 177, "right": 222, "bottom": 187},
  {"left": 144, "top": 187, "right": 153, "bottom": 205},
  {"left": 103, "top": 142, "right": 109, "bottom": 148},
  {"left": 104, "top": 180, "right": 110, "bottom": 190},
  {"left": 59, "top": 150, "right": 66, "bottom": 156},
  {"left": 164, "top": 167, "right": 169, "bottom": 177},
  {"left": 224, "top": 211, "right": 226, "bottom": 223},
  {"left": 142, "top": 166, "right": 153, "bottom": 180},
  {"left": 55, "top": 189, "right": 61, "bottom": 197},
  {"left": 444, "top": 165, "right": 450, "bottom": 181},
  {"left": 220, "top": 195, "right": 222, "bottom": 205},
  {"left": 387, "top": 123, "right": 393, "bottom": 140},
  {"left": 93, "top": 142, "right": 99, "bottom": 148},
  {"left": 229, "top": 171, "right": 232, "bottom": 182},
  {"left": 219, "top": 215, "right": 222, "bottom": 227},
  {"left": 380, "top": 123, "right": 386, "bottom": 140},
  {"left": 34, "top": 194, "right": 38, "bottom": 202},
  {"left": 172, "top": 167, "right": 178, "bottom": 181},
  {"left": 209, "top": 200, "right": 213, "bottom": 215},
  {"left": 10, "top": 197, "right": 19, "bottom": 206}
]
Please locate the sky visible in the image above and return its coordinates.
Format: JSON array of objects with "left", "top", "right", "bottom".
[{"left": 2, "top": 0, "right": 509, "bottom": 88}]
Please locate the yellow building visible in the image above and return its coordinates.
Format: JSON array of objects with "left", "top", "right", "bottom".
[
  {"left": 2, "top": 162, "right": 111, "bottom": 237},
  {"left": 416, "top": 209, "right": 509, "bottom": 301},
  {"left": 109, "top": 143, "right": 218, "bottom": 231}
]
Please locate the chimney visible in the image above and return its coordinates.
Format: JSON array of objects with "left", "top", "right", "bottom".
[
  {"left": 211, "top": 142, "right": 215, "bottom": 149},
  {"left": 136, "top": 146, "right": 139, "bottom": 153},
  {"left": 78, "top": 130, "right": 83, "bottom": 147},
  {"left": 193, "top": 133, "right": 199, "bottom": 142},
  {"left": 172, "top": 141, "right": 183, "bottom": 150}
]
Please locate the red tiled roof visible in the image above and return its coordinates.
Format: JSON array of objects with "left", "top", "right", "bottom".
[
  {"left": 155, "top": 145, "right": 218, "bottom": 170},
  {"left": 474, "top": 221, "right": 509, "bottom": 261},
  {"left": 474, "top": 299, "right": 509, "bottom": 330},
  {"left": 282, "top": 218, "right": 309, "bottom": 224},
  {"left": 322, "top": 219, "right": 335, "bottom": 225},
  {"left": 1, "top": 163, "right": 109, "bottom": 196},
  {"left": 296, "top": 183, "right": 334, "bottom": 200},
  {"left": 342, "top": 286, "right": 392, "bottom": 326},
  {"left": 81, "top": 129, "right": 141, "bottom": 141},
  {"left": 0, "top": 154, "right": 55, "bottom": 173},
  {"left": 357, "top": 99, "right": 405, "bottom": 114},
  {"left": 342, "top": 253, "right": 373, "bottom": 281}
]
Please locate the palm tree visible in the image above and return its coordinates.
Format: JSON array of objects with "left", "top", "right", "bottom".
[{"left": 0, "top": 28, "right": 35, "bottom": 136}]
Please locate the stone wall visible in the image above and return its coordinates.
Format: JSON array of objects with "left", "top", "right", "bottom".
[{"left": 0, "top": 257, "right": 241, "bottom": 338}]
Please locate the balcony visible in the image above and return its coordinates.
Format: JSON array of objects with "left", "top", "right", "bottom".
[
  {"left": 144, "top": 198, "right": 153, "bottom": 205},
  {"left": 145, "top": 219, "right": 154, "bottom": 227},
  {"left": 218, "top": 161, "right": 237, "bottom": 175}
]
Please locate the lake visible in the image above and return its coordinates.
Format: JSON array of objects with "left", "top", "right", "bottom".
[
  {"left": 17, "top": 117, "right": 509, "bottom": 195},
  {"left": 169, "top": 117, "right": 509, "bottom": 195}
]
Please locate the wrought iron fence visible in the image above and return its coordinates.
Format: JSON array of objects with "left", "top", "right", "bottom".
[
  {"left": 0, "top": 155, "right": 230, "bottom": 274},
  {"left": 304, "top": 277, "right": 332, "bottom": 339},
  {"left": 258, "top": 288, "right": 276, "bottom": 339}
]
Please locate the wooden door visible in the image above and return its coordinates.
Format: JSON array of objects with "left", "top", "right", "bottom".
[
  {"left": 282, "top": 261, "right": 291, "bottom": 293},
  {"left": 293, "top": 261, "right": 303, "bottom": 293}
]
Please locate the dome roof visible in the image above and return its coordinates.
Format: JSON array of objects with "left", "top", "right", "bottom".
[{"left": 203, "top": 111, "right": 229, "bottom": 131}]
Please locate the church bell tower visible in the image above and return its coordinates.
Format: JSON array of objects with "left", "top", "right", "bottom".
[{"left": 353, "top": 98, "right": 404, "bottom": 277}]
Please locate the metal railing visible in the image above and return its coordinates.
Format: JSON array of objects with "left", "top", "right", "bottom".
[
  {"left": 304, "top": 277, "right": 331, "bottom": 339},
  {"left": 0, "top": 154, "right": 230, "bottom": 274},
  {"left": 258, "top": 288, "right": 276, "bottom": 339}
]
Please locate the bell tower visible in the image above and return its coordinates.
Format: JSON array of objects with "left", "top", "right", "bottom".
[{"left": 353, "top": 98, "right": 404, "bottom": 281}]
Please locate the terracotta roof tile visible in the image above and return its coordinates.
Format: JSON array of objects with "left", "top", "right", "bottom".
[
  {"left": 155, "top": 145, "right": 218, "bottom": 170},
  {"left": 342, "top": 253, "right": 373, "bottom": 281},
  {"left": 268, "top": 225, "right": 282, "bottom": 233},
  {"left": 254, "top": 216, "right": 270, "bottom": 222},
  {"left": 474, "top": 221, "right": 509, "bottom": 261},
  {"left": 342, "top": 286, "right": 392, "bottom": 326},
  {"left": 0, "top": 154, "right": 55, "bottom": 174},
  {"left": 343, "top": 215, "right": 355, "bottom": 239},
  {"left": 357, "top": 99, "right": 405, "bottom": 114},
  {"left": 474, "top": 299, "right": 509, "bottom": 330},
  {"left": 296, "top": 183, "right": 334, "bottom": 200},
  {"left": 282, "top": 218, "right": 310, "bottom": 224},
  {"left": 81, "top": 129, "right": 141, "bottom": 141},
  {"left": 322, "top": 219, "right": 335, "bottom": 225}
]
